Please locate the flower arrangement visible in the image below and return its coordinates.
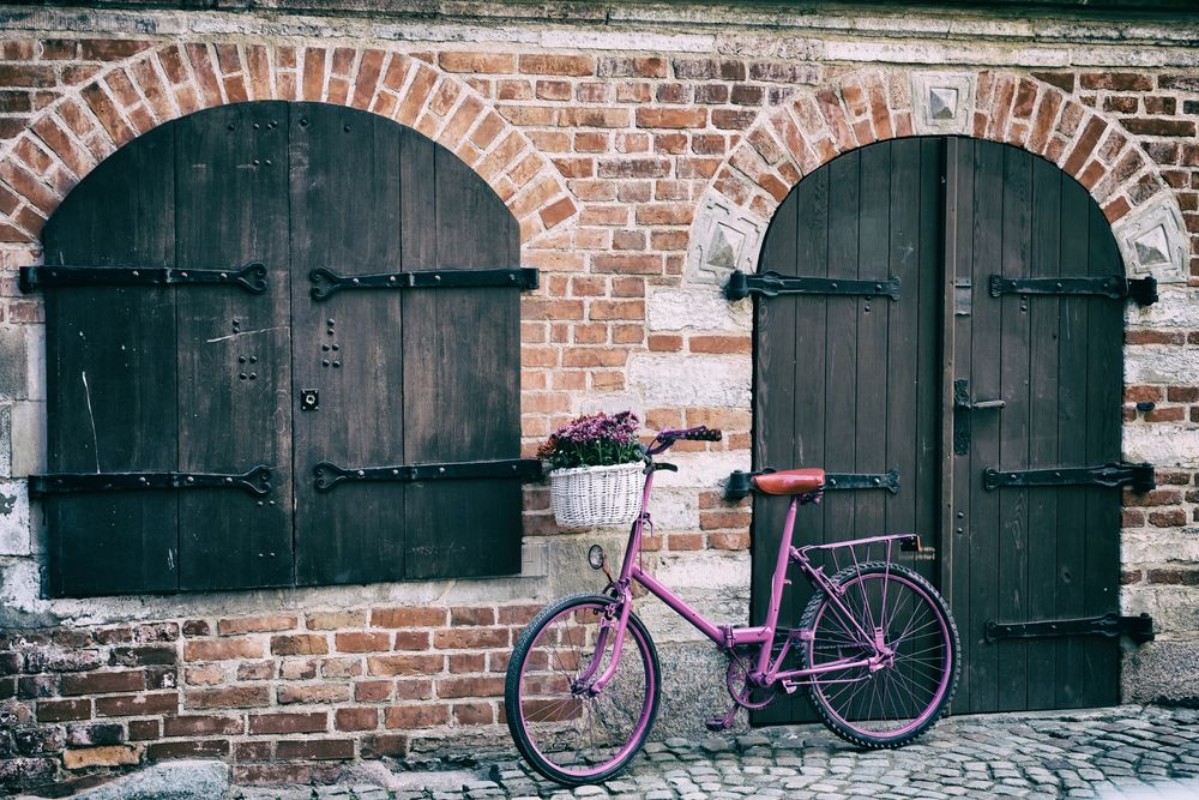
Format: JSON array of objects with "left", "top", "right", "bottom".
[
  {"left": 540, "top": 411, "right": 645, "bottom": 529},
  {"left": 537, "top": 410, "right": 643, "bottom": 471}
]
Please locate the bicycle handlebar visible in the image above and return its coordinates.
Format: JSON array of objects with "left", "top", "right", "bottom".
[{"left": 649, "top": 426, "right": 723, "bottom": 453}]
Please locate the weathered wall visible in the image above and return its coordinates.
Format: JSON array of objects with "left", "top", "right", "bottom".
[{"left": 0, "top": 1, "right": 1196, "bottom": 793}]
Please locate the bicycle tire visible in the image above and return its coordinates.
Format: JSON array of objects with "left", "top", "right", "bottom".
[
  {"left": 504, "top": 593, "right": 660, "bottom": 786},
  {"left": 799, "top": 562, "right": 959, "bottom": 748}
]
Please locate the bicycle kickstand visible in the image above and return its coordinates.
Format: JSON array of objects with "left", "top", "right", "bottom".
[{"left": 704, "top": 702, "right": 739, "bottom": 732}]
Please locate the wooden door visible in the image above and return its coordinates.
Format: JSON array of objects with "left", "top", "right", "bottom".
[
  {"left": 946, "top": 138, "right": 1125, "bottom": 711},
  {"left": 751, "top": 137, "right": 1127, "bottom": 722},
  {"left": 39, "top": 102, "right": 525, "bottom": 596}
]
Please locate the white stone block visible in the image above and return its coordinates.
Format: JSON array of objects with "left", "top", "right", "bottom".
[
  {"left": 1124, "top": 425, "right": 1199, "bottom": 468},
  {"left": 628, "top": 354, "right": 751, "bottom": 409},
  {"left": 1125, "top": 346, "right": 1199, "bottom": 386},
  {"left": 647, "top": 488, "right": 700, "bottom": 531},
  {"left": 650, "top": 450, "right": 753, "bottom": 490},
  {"left": 0, "top": 480, "right": 29, "bottom": 556},
  {"left": 11, "top": 401, "right": 46, "bottom": 478},
  {"left": 26, "top": 324, "right": 45, "bottom": 402},
  {"left": 647, "top": 288, "right": 753, "bottom": 333},
  {"left": 540, "top": 30, "right": 714, "bottom": 53},
  {"left": 1123, "top": 530, "right": 1199, "bottom": 566},
  {"left": 1126, "top": 286, "right": 1199, "bottom": 329}
]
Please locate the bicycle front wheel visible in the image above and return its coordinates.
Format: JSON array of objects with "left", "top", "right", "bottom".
[
  {"left": 504, "top": 593, "right": 660, "bottom": 786},
  {"left": 800, "top": 562, "right": 959, "bottom": 748}
]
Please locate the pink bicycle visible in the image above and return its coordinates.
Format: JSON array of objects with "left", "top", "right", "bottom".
[{"left": 505, "top": 426, "right": 960, "bottom": 786}]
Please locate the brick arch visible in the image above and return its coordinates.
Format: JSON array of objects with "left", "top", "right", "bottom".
[
  {"left": 0, "top": 42, "right": 577, "bottom": 245},
  {"left": 714, "top": 68, "right": 1168, "bottom": 229}
]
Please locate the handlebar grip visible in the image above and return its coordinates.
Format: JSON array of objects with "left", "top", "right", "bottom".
[{"left": 682, "top": 426, "right": 723, "bottom": 442}]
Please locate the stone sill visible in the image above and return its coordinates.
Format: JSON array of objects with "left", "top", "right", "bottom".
[{"left": 3, "top": 1, "right": 1199, "bottom": 50}]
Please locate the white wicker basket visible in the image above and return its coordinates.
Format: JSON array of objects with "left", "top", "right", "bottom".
[{"left": 549, "top": 462, "right": 645, "bottom": 529}]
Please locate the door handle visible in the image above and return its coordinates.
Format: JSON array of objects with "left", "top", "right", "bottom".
[
  {"left": 953, "top": 380, "right": 1005, "bottom": 411},
  {"left": 953, "top": 380, "right": 1003, "bottom": 455}
]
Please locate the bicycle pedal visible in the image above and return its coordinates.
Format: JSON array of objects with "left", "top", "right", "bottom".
[{"left": 705, "top": 716, "right": 734, "bottom": 732}]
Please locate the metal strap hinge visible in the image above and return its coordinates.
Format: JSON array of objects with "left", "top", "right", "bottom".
[
  {"left": 983, "top": 462, "right": 1155, "bottom": 493},
  {"left": 988, "top": 274, "right": 1157, "bottom": 306},
  {"left": 724, "top": 270, "right": 901, "bottom": 302},
  {"left": 313, "top": 458, "right": 543, "bottom": 492},
  {"left": 725, "top": 469, "right": 900, "bottom": 502},
  {"left": 985, "top": 612, "right": 1154, "bottom": 645},
  {"left": 19, "top": 263, "right": 267, "bottom": 294},
  {"left": 309, "top": 267, "right": 539, "bottom": 300},
  {"left": 28, "top": 465, "right": 272, "bottom": 499}
]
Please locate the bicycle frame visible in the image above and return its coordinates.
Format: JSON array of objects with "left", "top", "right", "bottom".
[{"left": 587, "top": 460, "right": 919, "bottom": 694}]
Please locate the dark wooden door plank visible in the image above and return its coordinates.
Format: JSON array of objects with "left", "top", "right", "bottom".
[
  {"left": 42, "top": 124, "right": 179, "bottom": 597},
  {"left": 401, "top": 132, "right": 522, "bottom": 580},
  {"left": 292, "top": 104, "right": 407, "bottom": 586},
  {"left": 174, "top": 102, "right": 292, "bottom": 590}
]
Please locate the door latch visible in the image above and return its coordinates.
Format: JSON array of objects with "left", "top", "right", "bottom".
[
  {"left": 953, "top": 379, "right": 1004, "bottom": 454},
  {"left": 300, "top": 389, "right": 319, "bottom": 411}
]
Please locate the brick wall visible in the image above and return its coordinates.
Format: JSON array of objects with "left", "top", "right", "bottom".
[
  {"left": 0, "top": 1, "right": 1197, "bottom": 793},
  {"left": 0, "top": 603, "right": 546, "bottom": 791}
]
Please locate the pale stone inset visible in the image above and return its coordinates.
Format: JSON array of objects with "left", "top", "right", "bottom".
[
  {"left": 1113, "top": 195, "right": 1188, "bottom": 283},
  {"left": 1133, "top": 224, "right": 1171, "bottom": 268},
  {"left": 648, "top": 288, "right": 753, "bottom": 333},
  {"left": 687, "top": 192, "right": 767, "bottom": 284},
  {"left": 928, "top": 86, "right": 959, "bottom": 120},
  {"left": 909, "top": 72, "right": 976, "bottom": 135}
]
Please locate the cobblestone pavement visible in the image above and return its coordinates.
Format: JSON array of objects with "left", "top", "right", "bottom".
[{"left": 234, "top": 705, "right": 1199, "bottom": 800}]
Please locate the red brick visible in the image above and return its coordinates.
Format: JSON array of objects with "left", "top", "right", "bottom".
[
  {"left": 371, "top": 607, "right": 446, "bottom": 628},
  {"left": 276, "top": 684, "right": 350, "bottom": 705},
  {"left": 305, "top": 611, "right": 366, "bottom": 630},
  {"left": 384, "top": 704, "right": 449, "bottom": 728},
  {"left": 649, "top": 334, "right": 683, "bottom": 352},
  {"left": 1147, "top": 568, "right": 1199, "bottom": 584},
  {"left": 635, "top": 108, "right": 707, "bottom": 129},
  {"left": 147, "top": 739, "right": 229, "bottom": 760},
  {"left": 1149, "top": 510, "right": 1188, "bottom": 527},
  {"left": 437, "top": 676, "right": 504, "bottom": 699},
  {"left": 128, "top": 719, "right": 160, "bottom": 741},
  {"left": 433, "top": 629, "right": 509, "bottom": 649},
  {"left": 248, "top": 712, "right": 328, "bottom": 735},
  {"left": 393, "top": 631, "right": 431, "bottom": 651},
  {"left": 366, "top": 654, "right": 444, "bottom": 677},
  {"left": 95, "top": 692, "right": 178, "bottom": 718},
  {"left": 271, "top": 634, "right": 328, "bottom": 656},
  {"left": 184, "top": 638, "right": 263, "bottom": 662},
  {"left": 60, "top": 671, "right": 146, "bottom": 696},
  {"left": 361, "top": 734, "right": 408, "bottom": 759},
  {"left": 1080, "top": 72, "right": 1153, "bottom": 91},
  {"left": 163, "top": 714, "right": 243, "bottom": 737},
  {"left": 438, "top": 52, "right": 515, "bottom": 73},
  {"left": 335, "top": 707, "right": 379, "bottom": 731},
  {"left": 38, "top": 698, "right": 91, "bottom": 722},
  {"left": 1122, "top": 118, "right": 1196, "bottom": 137},
  {"left": 354, "top": 680, "right": 392, "bottom": 703},
  {"left": 334, "top": 632, "right": 390, "bottom": 653},
  {"left": 519, "top": 54, "right": 593, "bottom": 77},
  {"left": 217, "top": 615, "right": 297, "bottom": 636},
  {"left": 186, "top": 686, "right": 269, "bottom": 710},
  {"left": 689, "top": 335, "right": 751, "bottom": 354},
  {"left": 453, "top": 702, "right": 495, "bottom": 725}
]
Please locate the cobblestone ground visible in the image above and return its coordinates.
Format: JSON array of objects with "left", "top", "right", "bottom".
[{"left": 237, "top": 705, "right": 1199, "bottom": 800}]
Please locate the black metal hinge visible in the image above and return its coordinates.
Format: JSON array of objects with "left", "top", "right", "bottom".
[
  {"left": 983, "top": 462, "right": 1155, "bottom": 493},
  {"left": 313, "top": 458, "right": 543, "bottom": 492},
  {"left": 985, "top": 612, "right": 1154, "bottom": 645},
  {"left": 19, "top": 263, "right": 268, "bottom": 294},
  {"left": 724, "top": 270, "right": 901, "bottom": 302},
  {"left": 28, "top": 465, "right": 272, "bottom": 499},
  {"left": 725, "top": 469, "right": 900, "bottom": 502},
  {"left": 988, "top": 274, "right": 1157, "bottom": 306},
  {"left": 309, "top": 267, "right": 539, "bottom": 301}
]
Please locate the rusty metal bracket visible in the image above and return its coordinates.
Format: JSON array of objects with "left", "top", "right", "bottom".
[
  {"left": 724, "top": 270, "right": 901, "bottom": 302},
  {"left": 313, "top": 458, "right": 543, "bottom": 491},
  {"left": 28, "top": 465, "right": 272, "bottom": 498},
  {"left": 985, "top": 612, "right": 1154, "bottom": 645},
  {"left": 309, "top": 267, "right": 539, "bottom": 301},
  {"left": 19, "top": 263, "right": 268, "bottom": 294}
]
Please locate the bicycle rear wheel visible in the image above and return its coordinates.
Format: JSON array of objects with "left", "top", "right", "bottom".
[
  {"left": 800, "top": 562, "right": 959, "bottom": 747},
  {"left": 504, "top": 593, "right": 660, "bottom": 786}
]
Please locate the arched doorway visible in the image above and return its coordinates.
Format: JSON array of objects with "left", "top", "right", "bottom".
[
  {"left": 750, "top": 137, "right": 1127, "bottom": 721},
  {"left": 37, "top": 101, "right": 527, "bottom": 596}
]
